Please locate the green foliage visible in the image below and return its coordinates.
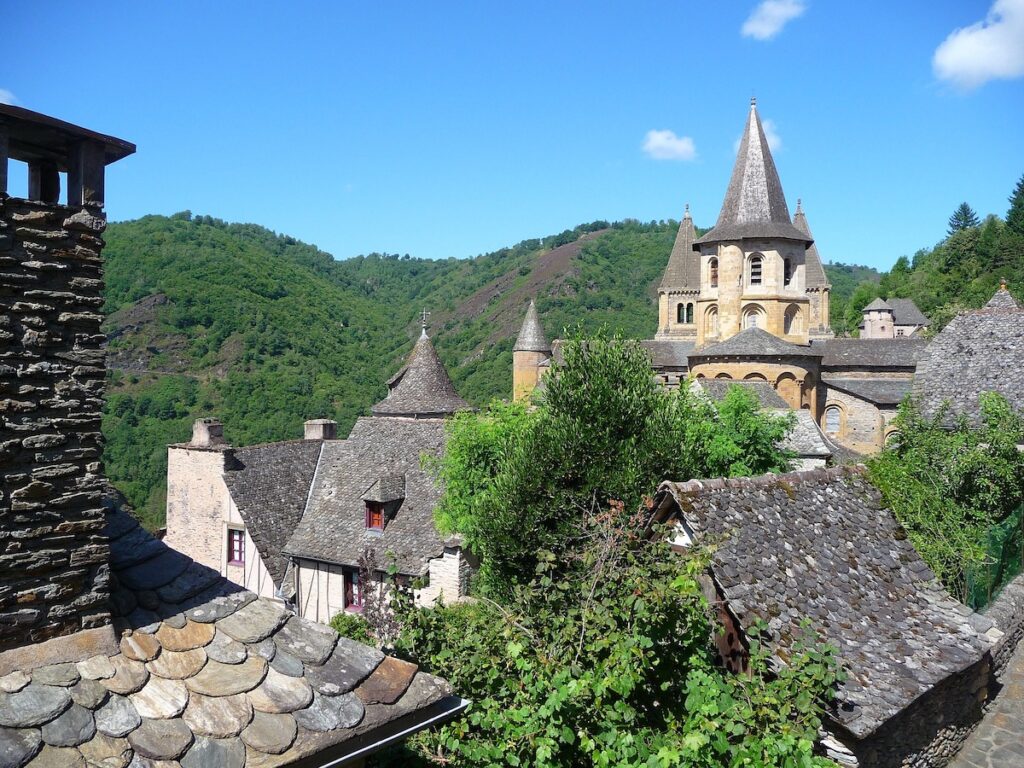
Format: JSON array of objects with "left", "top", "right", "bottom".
[
  {"left": 329, "top": 611, "right": 374, "bottom": 645},
  {"left": 825, "top": 263, "right": 882, "bottom": 335},
  {"left": 394, "top": 509, "right": 839, "bottom": 767},
  {"left": 867, "top": 394, "right": 1024, "bottom": 605},
  {"left": 1007, "top": 174, "right": 1024, "bottom": 237},
  {"left": 947, "top": 202, "right": 980, "bottom": 236},
  {"left": 433, "top": 332, "right": 793, "bottom": 599}
]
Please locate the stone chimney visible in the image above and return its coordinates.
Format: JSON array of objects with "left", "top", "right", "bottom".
[
  {"left": 191, "top": 417, "right": 225, "bottom": 447},
  {"left": 0, "top": 105, "right": 134, "bottom": 663},
  {"left": 304, "top": 418, "right": 337, "bottom": 440}
]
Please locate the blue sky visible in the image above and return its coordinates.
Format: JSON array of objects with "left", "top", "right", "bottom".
[{"left": 5, "top": 1, "right": 1024, "bottom": 270}]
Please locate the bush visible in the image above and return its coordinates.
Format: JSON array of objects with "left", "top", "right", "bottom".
[{"left": 329, "top": 611, "right": 374, "bottom": 645}]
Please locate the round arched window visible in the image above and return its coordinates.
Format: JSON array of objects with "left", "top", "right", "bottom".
[
  {"left": 748, "top": 254, "right": 763, "bottom": 286},
  {"left": 824, "top": 406, "right": 842, "bottom": 436}
]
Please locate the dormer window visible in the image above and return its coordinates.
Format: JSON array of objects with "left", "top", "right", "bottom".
[{"left": 366, "top": 501, "right": 384, "bottom": 530}]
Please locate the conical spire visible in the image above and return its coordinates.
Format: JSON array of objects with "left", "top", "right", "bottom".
[
  {"left": 985, "top": 280, "right": 1021, "bottom": 310},
  {"left": 659, "top": 203, "right": 700, "bottom": 291},
  {"left": 791, "top": 199, "right": 830, "bottom": 289},
  {"left": 372, "top": 326, "right": 471, "bottom": 418},
  {"left": 514, "top": 299, "right": 550, "bottom": 353},
  {"left": 695, "top": 100, "right": 810, "bottom": 245}
]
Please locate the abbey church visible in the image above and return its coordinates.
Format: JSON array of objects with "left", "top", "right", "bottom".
[{"left": 515, "top": 100, "right": 932, "bottom": 456}]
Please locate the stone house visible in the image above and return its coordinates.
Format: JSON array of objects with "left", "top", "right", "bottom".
[
  {"left": 0, "top": 104, "right": 465, "bottom": 766},
  {"left": 860, "top": 297, "right": 930, "bottom": 338},
  {"left": 165, "top": 324, "right": 475, "bottom": 623},
  {"left": 513, "top": 99, "right": 927, "bottom": 456},
  {"left": 649, "top": 466, "right": 1002, "bottom": 768}
]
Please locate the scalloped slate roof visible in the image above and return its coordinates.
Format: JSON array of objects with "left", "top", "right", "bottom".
[
  {"left": 284, "top": 417, "right": 448, "bottom": 576},
  {"left": 0, "top": 504, "right": 456, "bottom": 767},
  {"left": 822, "top": 377, "right": 912, "bottom": 406},
  {"left": 659, "top": 207, "right": 700, "bottom": 291},
  {"left": 513, "top": 300, "right": 550, "bottom": 353},
  {"left": 693, "top": 327, "right": 822, "bottom": 358},
  {"left": 654, "top": 466, "right": 996, "bottom": 739},
  {"left": 694, "top": 102, "right": 811, "bottom": 246},
  {"left": 912, "top": 288, "right": 1024, "bottom": 426},
  {"left": 224, "top": 440, "right": 324, "bottom": 589},
  {"left": 372, "top": 331, "right": 471, "bottom": 418},
  {"left": 812, "top": 338, "right": 930, "bottom": 369}
]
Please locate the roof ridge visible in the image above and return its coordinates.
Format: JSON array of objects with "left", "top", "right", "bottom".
[{"left": 660, "top": 464, "right": 866, "bottom": 496}]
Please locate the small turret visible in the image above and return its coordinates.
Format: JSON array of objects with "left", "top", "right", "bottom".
[{"left": 513, "top": 299, "right": 551, "bottom": 402}]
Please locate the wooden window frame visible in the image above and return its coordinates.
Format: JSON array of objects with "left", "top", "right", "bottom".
[
  {"left": 344, "top": 568, "right": 364, "bottom": 612},
  {"left": 365, "top": 501, "right": 384, "bottom": 530},
  {"left": 227, "top": 528, "right": 245, "bottom": 566}
]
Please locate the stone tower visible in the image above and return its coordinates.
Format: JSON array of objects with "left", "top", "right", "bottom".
[
  {"left": 0, "top": 105, "right": 134, "bottom": 666},
  {"left": 513, "top": 299, "right": 550, "bottom": 402},
  {"left": 681, "top": 99, "right": 831, "bottom": 348},
  {"left": 655, "top": 204, "right": 699, "bottom": 340}
]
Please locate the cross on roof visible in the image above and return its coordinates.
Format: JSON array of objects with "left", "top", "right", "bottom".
[{"left": 420, "top": 309, "right": 431, "bottom": 331}]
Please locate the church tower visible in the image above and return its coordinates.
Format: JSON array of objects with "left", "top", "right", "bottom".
[
  {"left": 680, "top": 99, "right": 831, "bottom": 347},
  {"left": 512, "top": 299, "right": 550, "bottom": 402},
  {"left": 655, "top": 204, "right": 699, "bottom": 340}
]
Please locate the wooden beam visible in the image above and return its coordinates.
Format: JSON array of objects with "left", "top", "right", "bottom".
[
  {"left": 28, "top": 160, "right": 60, "bottom": 203},
  {"left": 79, "top": 141, "right": 104, "bottom": 205},
  {"left": 27, "top": 160, "right": 41, "bottom": 200},
  {"left": 67, "top": 141, "right": 83, "bottom": 207},
  {"left": 0, "top": 124, "right": 8, "bottom": 196}
]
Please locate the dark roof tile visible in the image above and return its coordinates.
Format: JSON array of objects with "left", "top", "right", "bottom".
[
  {"left": 693, "top": 327, "right": 822, "bottom": 358},
  {"left": 372, "top": 331, "right": 471, "bottom": 418},
  {"left": 813, "top": 338, "right": 930, "bottom": 368},
  {"left": 823, "top": 377, "right": 911, "bottom": 406},
  {"left": 513, "top": 300, "right": 550, "bottom": 353}
]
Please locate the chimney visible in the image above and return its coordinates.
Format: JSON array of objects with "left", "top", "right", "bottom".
[
  {"left": 0, "top": 105, "right": 134, "bottom": 663},
  {"left": 304, "top": 419, "right": 338, "bottom": 440},
  {"left": 191, "top": 417, "right": 225, "bottom": 447}
]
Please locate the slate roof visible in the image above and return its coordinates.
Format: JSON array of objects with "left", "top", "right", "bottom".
[
  {"left": 694, "top": 378, "right": 789, "bottom": 409},
  {"left": 0, "top": 503, "right": 460, "bottom": 767},
  {"left": 889, "top": 299, "right": 929, "bottom": 326},
  {"left": 694, "top": 101, "right": 811, "bottom": 246},
  {"left": 659, "top": 205, "right": 700, "bottom": 291},
  {"left": 812, "top": 338, "right": 930, "bottom": 369},
  {"left": 912, "top": 288, "right": 1024, "bottom": 426},
  {"left": 372, "top": 330, "right": 471, "bottom": 418},
  {"left": 823, "top": 377, "right": 912, "bottom": 406},
  {"left": 284, "top": 417, "right": 448, "bottom": 576},
  {"left": 513, "top": 300, "right": 550, "bottom": 353},
  {"left": 223, "top": 440, "right": 324, "bottom": 589},
  {"left": 692, "top": 327, "right": 822, "bottom": 359},
  {"left": 641, "top": 339, "right": 694, "bottom": 369},
  {"left": 862, "top": 298, "right": 892, "bottom": 312},
  {"left": 791, "top": 201, "right": 830, "bottom": 289},
  {"left": 653, "top": 466, "right": 996, "bottom": 739},
  {"left": 779, "top": 409, "right": 832, "bottom": 459},
  {"left": 985, "top": 285, "right": 1020, "bottom": 310}
]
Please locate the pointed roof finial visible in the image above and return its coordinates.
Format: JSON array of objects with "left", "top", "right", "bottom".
[
  {"left": 751, "top": 95, "right": 757, "bottom": 108},
  {"left": 1000, "top": 277, "right": 1008, "bottom": 290},
  {"left": 796, "top": 197, "right": 803, "bottom": 214},
  {"left": 420, "top": 308, "right": 430, "bottom": 338},
  {"left": 684, "top": 202, "right": 691, "bottom": 219}
]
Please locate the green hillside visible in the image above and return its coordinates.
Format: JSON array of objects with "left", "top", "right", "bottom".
[{"left": 100, "top": 211, "right": 913, "bottom": 528}]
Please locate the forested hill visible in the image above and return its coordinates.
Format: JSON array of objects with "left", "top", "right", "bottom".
[{"left": 101, "top": 213, "right": 875, "bottom": 527}]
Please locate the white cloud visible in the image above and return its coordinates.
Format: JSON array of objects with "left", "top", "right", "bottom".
[
  {"left": 642, "top": 129, "right": 697, "bottom": 161},
  {"left": 0, "top": 89, "right": 16, "bottom": 105},
  {"left": 933, "top": 0, "right": 1024, "bottom": 90},
  {"left": 741, "top": 0, "right": 806, "bottom": 40},
  {"left": 734, "top": 118, "right": 782, "bottom": 153}
]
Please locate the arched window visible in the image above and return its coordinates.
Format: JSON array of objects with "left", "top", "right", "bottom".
[
  {"left": 749, "top": 254, "right": 763, "bottom": 286},
  {"left": 705, "top": 305, "right": 719, "bottom": 337},
  {"left": 742, "top": 304, "right": 765, "bottom": 329},
  {"left": 784, "top": 304, "right": 801, "bottom": 335},
  {"left": 686, "top": 303, "right": 694, "bottom": 324},
  {"left": 709, "top": 258, "right": 719, "bottom": 288},
  {"left": 824, "top": 406, "right": 841, "bottom": 436},
  {"left": 677, "top": 303, "right": 686, "bottom": 323},
  {"left": 715, "top": 373, "right": 733, "bottom": 380},
  {"left": 784, "top": 258, "right": 792, "bottom": 286}
]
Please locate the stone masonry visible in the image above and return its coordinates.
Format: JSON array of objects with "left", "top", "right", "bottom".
[{"left": 0, "top": 196, "right": 112, "bottom": 652}]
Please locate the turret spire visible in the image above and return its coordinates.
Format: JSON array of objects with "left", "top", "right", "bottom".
[
  {"left": 659, "top": 204, "right": 699, "bottom": 291},
  {"left": 514, "top": 299, "right": 550, "bottom": 353},
  {"left": 372, "top": 327, "right": 470, "bottom": 418}
]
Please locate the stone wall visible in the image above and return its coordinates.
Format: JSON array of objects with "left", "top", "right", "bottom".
[
  {"left": 982, "top": 572, "right": 1024, "bottom": 678},
  {"left": 415, "top": 546, "right": 469, "bottom": 607},
  {"left": 164, "top": 444, "right": 231, "bottom": 573},
  {"left": 822, "top": 388, "right": 886, "bottom": 454},
  {"left": 0, "top": 196, "right": 111, "bottom": 653}
]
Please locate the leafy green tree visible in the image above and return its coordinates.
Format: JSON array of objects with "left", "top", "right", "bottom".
[
  {"left": 947, "top": 202, "right": 980, "bottom": 236},
  {"left": 839, "top": 281, "right": 882, "bottom": 336},
  {"left": 1007, "top": 174, "right": 1024, "bottom": 237}
]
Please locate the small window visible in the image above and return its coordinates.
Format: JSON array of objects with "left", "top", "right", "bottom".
[
  {"left": 227, "top": 529, "right": 245, "bottom": 566},
  {"left": 686, "top": 303, "right": 694, "bottom": 324},
  {"left": 824, "top": 406, "right": 841, "bottom": 436},
  {"left": 365, "top": 501, "right": 384, "bottom": 530},
  {"left": 895, "top": 328, "right": 904, "bottom": 337},
  {"left": 676, "top": 303, "right": 686, "bottom": 323},
  {"left": 344, "top": 569, "right": 363, "bottom": 611},
  {"left": 784, "top": 258, "right": 792, "bottom": 286},
  {"left": 706, "top": 305, "right": 719, "bottom": 336},
  {"left": 749, "top": 255, "right": 763, "bottom": 286},
  {"left": 709, "top": 258, "right": 719, "bottom": 289}
]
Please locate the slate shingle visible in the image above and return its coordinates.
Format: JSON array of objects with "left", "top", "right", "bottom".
[{"left": 813, "top": 338, "right": 930, "bottom": 369}]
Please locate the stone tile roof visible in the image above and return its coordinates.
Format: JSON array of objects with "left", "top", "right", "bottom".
[
  {"left": 812, "top": 338, "right": 930, "bottom": 369},
  {"left": 223, "top": 440, "right": 324, "bottom": 589},
  {"left": 0, "top": 506, "right": 457, "bottom": 767},
  {"left": 912, "top": 290, "right": 1024, "bottom": 426},
  {"left": 641, "top": 339, "right": 695, "bottom": 368},
  {"left": 694, "top": 378, "right": 789, "bottom": 409},
  {"left": 791, "top": 201, "right": 830, "bottom": 289},
  {"left": 654, "top": 466, "right": 996, "bottom": 739},
  {"left": 823, "top": 377, "right": 912, "bottom": 406},
  {"left": 780, "top": 409, "right": 832, "bottom": 458},
  {"left": 862, "top": 298, "right": 892, "bottom": 312},
  {"left": 372, "top": 330, "right": 471, "bottom": 418},
  {"left": 694, "top": 101, "right": 811, "bottom": 246},
  {"left": 513, "top": 300, "right": 551, "bottom": 353},
  {"left": 985, "top": 285, "right": 1020, "bottom": 310},
  {"left": 693, "top": 327, "right": 823, "bottom": 358},
  {"left": 658, "top": 206, "right": 700, "bottom": 291},
  {"left": 284, "top": 417, "right": 448, "bottom": 576},
  {"left": 889, "top": 299, "right": 929, "bottom": 326}
]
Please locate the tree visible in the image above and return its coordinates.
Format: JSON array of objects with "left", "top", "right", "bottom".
[
  {"left": 947, "top": 202, "right": 980, "bottom": 236},
  {"left": 1007, "top": 174, "right": 1024, "bottom": 237}
]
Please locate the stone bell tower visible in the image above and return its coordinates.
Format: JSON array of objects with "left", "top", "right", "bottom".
[{"left": 0, "top": 105, "right": 134, "bottom": 666}]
